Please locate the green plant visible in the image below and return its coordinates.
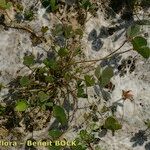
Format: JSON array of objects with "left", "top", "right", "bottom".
[
  {"left": 41, "top": 0, "right": 58, "bottom": 12},
  {"left": 24, "top": 10, "right": 34, "bottom": 21},
  {"left": 127, "top": 24, "right": 150, "bottom": 59},
  {"left": 0, "top": 1, "right": 150, "bottom": 149},
  {"left": 0, "top": 104, "right": 5, "bottom": 115},
  {"left": 103, "top": 116, "right": 122, "bottom": 135},
  {"left": 79, "top": 0, "right": 92, "bottom": 10},
  {"left": 71, "top": 130, "right": 95, "bottom": 150},
  {"left": 15, "top": 99, "right": 28, "bottom": 112},
  {"left": 0, "top": 0, "right": 12, "bottom": 10}
]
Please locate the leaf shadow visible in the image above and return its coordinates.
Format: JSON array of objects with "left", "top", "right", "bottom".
[
  {"left": 94, "top": 85, "right": 111, "bottom": 101},
  {"left": 130, "top": 130, "right": 148, "bottom": 148},
  {"left": 145, "top": 142, "right": 150, "bottom": 150},
  {"left": 88, "top": 29, "right": 103, "bottom": 51}
]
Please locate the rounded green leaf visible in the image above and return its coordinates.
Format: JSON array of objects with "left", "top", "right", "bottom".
[
  {"left": 49, "top": 129, "right": 62, "bottom": 139},
  {"left": 75, "top": 28, "right": 83, "bottom": 37},
  {"left": 58, "top": 48, "right": 69, "bottom": 57},
  {"left": 0, "top": 0, "right": 5, "bottom": 6},
  {"left": 104, "top": 116, "right": 122, "bottom": 132},
  {"left": 84, "top": 75, "right": 95, "bottom": 87},
  {"left": 41, "top": 26, "right": 49, "bottom": 33},
  {"left": 0, "top": 0, "right": 12, "bottom": 9},
  {"left": 43, "top": 59, "right": 58, "bottom": 70},
  {"left": 38, "top": 91, "right": 49, "bottom": 102},
  {"left": 15, "top": 100, "right": 28, "bottom": 112},
  {"left": 95, "top": 65, "right": 101, "bottom": 79},
  {"left": 5, "top": 2, "right": 12, "bottom": 9},
  {"left": 102, "top": 67, "right": 114, "bottom": 78},
  {"left": 45, "top": 102, "right": 53, "bottom": 107},
  {"left": 50, "top": 0, "right": 58, "bottom": 12},
  {"left": 77, "top": 87, "right": 87, "bottom": 98},
  {"left": 52, "top": 24, "right": 63, "bottom": 36},
  {"left": 23, "top": 55, "right": 35, "bottom": 66},
  {"left": 127, "top": 24, "right": 140, "bottom": 38},
  {"left": 64, "top": 25, "right": 73, "bottom": 38},
  {"left": 0, "top": 0, "right": 10, "bottom": 9},
  {"left": 131, "top": 36, "right": 150, "bottom": 58},
  {"left": 45, "top": 76, "right": 54, "bottom": 83},
  {"left": 136, "top": 46, "right": 150, "bottom": 59},
  {"left": 132, "top": 36, "right": 147, "bottom": 50},
  {"left": 100, "top": 67, "right": 114, "bottom": 87},
  {"left": 53, "top": 105, "right": 67, "bottom": 125},
  {"left": 20, "top": 76, "right": 30, "bottom": 87}
]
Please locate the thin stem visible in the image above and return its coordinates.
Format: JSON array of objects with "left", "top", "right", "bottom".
[
  {"left": 75, "top": 40, "right": 127, "bottom": 64},
  {"left": 3, "top": 23, "right": 45, "bottom": 43},
  {"left": 76, "top": 48, "right": 132, "bottom": 65}
]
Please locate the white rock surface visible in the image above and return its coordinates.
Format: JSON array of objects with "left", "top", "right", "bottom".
[{"left": 0, "top": 1, "right": 150, "bottom": 150}]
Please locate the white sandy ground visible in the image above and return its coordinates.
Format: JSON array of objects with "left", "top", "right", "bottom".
[{"left": 0, "top": 1, "right": 150, "bottom": 150}]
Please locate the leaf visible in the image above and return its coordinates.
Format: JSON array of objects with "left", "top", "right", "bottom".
[
  {"left": 41, "top": 26, "right": 49, "bottom": 33},
  {"left": 80, "top": 0, "right": 92, "bottom": 10},
  {"left": 5, "top": 2, "right": 12, "bottom": 9},
  {"left": 77, "top": 80, "right": 87, "bottom": 98},
  {"left": 99, "top": 67, "right": 114, "bottom": 87},
  {"left": 0, "top": 0, "right": 5, "bottom": 6},
  {"left": 23, "top": 55, "right": 35, "bottom": 67},
  {"left": 101, "top": 106, "right": 109, "bottom": 113},
  {"left": 127, "top": 24, "right": 140, "bottom": 39},
  {"left": 45, "top": 102, "right": 53, "bottom": 107},
  {"left": 58, "top": 48, "right": 69, "bottom": 57},
  {"left": 45, "top": 76, "right": 54, "bottom": 83},
  {"left": 75, "top": 28, "right": 83, "bottom": 37},
  {"left": 15, "top": 100, "right": 28, "bottom": 112},
  {"left": 50, "top": 0, "right": 58, "bottom": 12},
  {"left": 30, "top": 34, "right": 42, "bottom": 46},
  {"left": 64, "top": 25, "right": 73, "bottom": 38},
  {"left": 49, "top": 129, "right": 62, "bottom": 139},
  {"left": 64, "top": 72, "right": 71, "bottom": 80},
  {"left": 24, "top": 10, "right": 34, "bottom": 21},
  {"left": 53, "top": 105, "right": 67, "bottom": 125},
  {"left": 43, "top": 58, "right": 58, "bottom": 70},
  {"left": 132, "top": 36, "right": 147, "bottom": 50},
  {"left": 20, "top": 76, "right": 30, "bottom": 87},
  {"left": 136, "top": 46, "right": 150, "bottom": 59},
  {"left": 41, "top": 0, "right": 50, "bottom": 8},
  {"left": 52, "top": 24, "right": 63, "bottom": 36},
  {"left": 38, "top": 91, "right": 49, "bottom": 102},
  {"left": 95, "top": 65, "right": 101, "bottom": 79},
  {"left": 131, "top": 36, "right": 150, "bottom": 58},
  {"left": 79, "top": 130, "right": 94, "bottom": 143},
  {"left": 77, "top": 87, "right": 87, "bottom": 98},
  {"left": 0, "top": 0, "right": 12, "bottom": 9},
  {"left": 104, "top": 116, "right": 122, "bottom": 133},
  {"left": 84, "top": 75, "right": 95, "bottom": 87},
  {"left": 102, "top": 67, "right": 114, "bottom": 79},
  {"left": 79, "top": 130, "right": 88, "bottom": 140}
]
